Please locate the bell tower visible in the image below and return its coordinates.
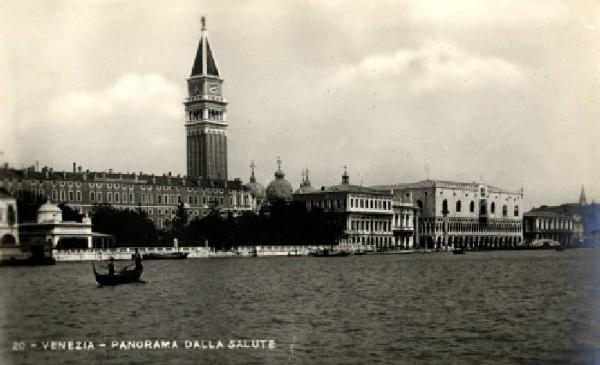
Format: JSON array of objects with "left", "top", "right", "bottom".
[{"left": 184, "top": 16, "right": 228, "bottom": 181}]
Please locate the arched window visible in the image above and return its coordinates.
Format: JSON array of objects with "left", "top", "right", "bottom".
[
  {"left": 417, "top": 200, "right": 423, "bottom": 210},
  {"left": 503, "top": 205, "right": 508, "bottom": 217},
  {"left": 442, "top": 199, "right": 449, "bottom": 214},
  {"left": 456, "top": 200, "right": 462, "bottom": 212},
  {"left": 514, "top": 206, "right": 519, "bottom": 217},
  {"left": 7, "top": 205, "right": 15, "bottom": 226},
  {"left": 480, "top": 201, "right": 487, "bottom": 215},
  {"left": 490, "top": 202, "right": 496, "bottom": 214},
  {"left": 470, "top": 201, "right": 475, "bottom": 213}
]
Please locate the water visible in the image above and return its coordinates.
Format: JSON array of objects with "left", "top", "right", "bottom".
[{"left": 2, "top": 249, "right": 600, "bottom": 364}]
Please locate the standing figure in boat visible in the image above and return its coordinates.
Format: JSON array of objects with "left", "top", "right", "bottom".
[
  {"left": 133, "top": 248, "right": 143, "bottom": 272},
  {"left": 107, "top": 257, "right": 115, "bottom": 276}
]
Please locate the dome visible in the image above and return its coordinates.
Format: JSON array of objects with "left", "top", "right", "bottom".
[
  {"left": 267, "top": 178, "right": 293, "bottom": 202},
  {"left": 266, "top": 159, "right": 293, "bottom": 202},
  {"left": 244, "top": 161, "right": 267, "bottom": 202},
  {"left": 294, "top": 167, "right": 316, "bottom": 194},
  {"left": 37, "top": 202, "right": 63, "bottom": 223},
  {"left": 295, "top": 184, "right": 316, "bottom": 194},
  {"left": 245, "top": 180, "right": 266, "bottom": 201}
]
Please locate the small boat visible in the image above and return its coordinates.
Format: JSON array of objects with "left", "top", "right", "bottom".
[
  {"left": 453, "top": 247, "right": 465, "bottom": 255},
  {"left": 555, "top": 245, "right": 565, "bottom": 252},
  {"left": 92, "top": 263, "right": 143, "bottom": 286},
  {"left": 353, "top": 251, "right": 367, "bottom": 255},
  {"left": 142, "top": 252, "right": 189, "bottom": 260},
  {"left": 309, "top": 249, "right": 349, "bottom": 257}
]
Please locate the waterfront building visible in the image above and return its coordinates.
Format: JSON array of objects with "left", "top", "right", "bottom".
[
  {"left": 372, "top": 180, "right": 523, "bottom": 250},
  {"left": 523, "top": 209, "right": 573, "bottom": 247},
  {"left": 266, "top": 158, "right": 293, "bottom": 204},
  {"left": 293, "top": 168, "right": 394, "bottom": 248},
  {"left": 392, "top": 194, "right": 416, "bottom": 249},
  {"left": 0, "top": 190, "right": 19, "bottom": 245},
  {"left": 185, "top": 17, "right": 228, "bottom": 180},
  {"left": 525, "top": 186, "right": 599, "bottom": 245},
  {"left": 0, "top": 164, "right": 255, "bottom": 229},
  {"left": 19, "top": 202, "right": 113, "bottom": 249}
]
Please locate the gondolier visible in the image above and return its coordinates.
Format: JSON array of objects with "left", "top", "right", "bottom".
[
  {"left": 107, "top": 257, "right": 115, "bottom": 276},
  {"left": 133, "top": 248, "right": 143, "bottom": 271}
]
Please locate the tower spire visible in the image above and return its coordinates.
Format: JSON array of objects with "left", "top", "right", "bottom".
[
  {"left": 249, "top": 160, "right": 256, "bottom": 183},
  {"left": 201, "top": 15, "right": 206, "bottom": 31},
  {"left": 580, "top": 185, "right": 588, "bottom": 205}
]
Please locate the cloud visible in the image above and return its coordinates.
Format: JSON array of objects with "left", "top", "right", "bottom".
[
  {"left": 47, "top": 73, "right": 181, "bottom": 124},
  {"left": 330, "top": 40, "right": 524, "bottom": 92}
]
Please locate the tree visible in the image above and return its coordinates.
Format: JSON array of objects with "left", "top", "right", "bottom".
[{"left": 91, "top": 204, "right": 159, "bottom": 247}]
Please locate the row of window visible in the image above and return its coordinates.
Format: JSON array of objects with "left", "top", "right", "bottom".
[
  {"left": 350, "top": 219, "right": 392, "bottom": 232},
  {"left": 4, "top": 179, "right": 232, "bottom": 194},
  {"left": 418, "top": 199, "right": 520, "bottom": 217},
  {"left": 349, "top": 198, "right": 391, "bottom": 210}
]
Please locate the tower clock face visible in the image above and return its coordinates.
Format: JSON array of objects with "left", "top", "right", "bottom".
[
  {"left": 208, "top": 83, "right": 220, "bottom": 95},
  {"left": 190, "top": 84, "right": 201, "bottom": 95}
]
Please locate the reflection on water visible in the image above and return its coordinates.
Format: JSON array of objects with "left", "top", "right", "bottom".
[{"left": 2, "top": 249, "right": 600, "bottom": 364}]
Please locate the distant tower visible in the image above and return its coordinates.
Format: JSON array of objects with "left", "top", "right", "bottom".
[
  {"left": 342, "top": 165, "right": 350, "bottom": 185},
  {"left": 579, "top": 185, "right": 588, "bottom": 205},
  {"left": 184, "top": 16, "right": 228, "bottom": 181}
]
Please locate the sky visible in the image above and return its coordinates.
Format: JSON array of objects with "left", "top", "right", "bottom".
[{"left": 0, "top": 0, "right": 598, "bottom": 209}]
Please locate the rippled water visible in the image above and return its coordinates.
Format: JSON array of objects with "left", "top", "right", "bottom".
[{"left": 2, "top": 249, "right": 600, "bottom": 364}]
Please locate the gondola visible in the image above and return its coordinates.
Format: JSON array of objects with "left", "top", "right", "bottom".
[
  {"left": 92, "top": 263, "right": 143, "bottom": 286},
  {"left": 142, "top": 252, "right": 188, "bottom": 260}
]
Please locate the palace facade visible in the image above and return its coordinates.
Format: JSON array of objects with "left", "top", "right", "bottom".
[
  {"left": 0, "top": 164, "right": 254, "bottom": 229},
  {"left": 373, "top": 180, "right": 523, "bottom": 250}
]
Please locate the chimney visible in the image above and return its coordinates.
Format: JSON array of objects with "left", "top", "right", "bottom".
[
  {"left": 109, "top": 168, "right": 113, "bottom": 174},
  {"left": 168, "top": 172, "right": 172, "bottom": 177},
  {"left": 78, "top": 165, "right": 82, "bottom": 173},
  {"left": 73, "top": 162, "right": 76, "bottom": 173}
]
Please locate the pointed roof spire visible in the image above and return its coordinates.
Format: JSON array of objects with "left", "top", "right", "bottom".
[
  {"left": 249, "top": 160, "right": 256, "bottom": 183},
  {"left": 191, "top": 16, "right": 220, "bottom": 77},
  {"left": 580, "top": 185, "right": 588, "bottom": 205},
  {"left": 274, "top": 156, "right": 285, "bottom": 179}
]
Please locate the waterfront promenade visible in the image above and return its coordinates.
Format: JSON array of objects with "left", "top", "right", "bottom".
[{"left": 52, "top": 245, "right": 367, "bottom": 261}]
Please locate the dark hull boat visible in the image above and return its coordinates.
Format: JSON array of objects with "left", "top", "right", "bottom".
[
  {"left": 453, "top": 248, "right": 465, "bottom": 254},
  {"left": 93, "top": 263, "right": 143, "bottom": 286},
  {"left": 142, "top": 252, "right": 188, "bottom": 260},
  {"left": 309, "top": 249, "right": 349, "bottom": 257}
]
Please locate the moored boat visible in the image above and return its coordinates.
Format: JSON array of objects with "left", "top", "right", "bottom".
[
  {"left": 453, "top": 247, "right": 465, "bottom": 255},
  {"left": 92, "top": 263, "right": 143, "bottom": 286},
  {"left": 309, "top": 248, "right": 349, "bottom": 257},
  {"left": 142, "top": 252, "right": 188, "bottom": 260}
]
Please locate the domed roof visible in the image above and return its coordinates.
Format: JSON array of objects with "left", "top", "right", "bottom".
[
  {"left": 244, "top": 160, "right": 266, "bottom": 201},
  {"left": 294, "top": 167, "right": 316, "bottom": 194},
  {"left": 266, "top": 158, "right": 293, "bottom": 202},
  {"left": 38, "top": 202, "right": 61, "bottom": 213},
  {"left": 37, "top": 202, "right": 62, "bottom": 223}
]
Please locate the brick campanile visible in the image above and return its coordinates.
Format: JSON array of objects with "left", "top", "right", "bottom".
[{"left": 184, "top": 16, "right": 228, "bottom": 181}]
